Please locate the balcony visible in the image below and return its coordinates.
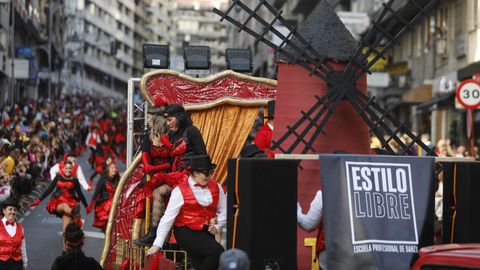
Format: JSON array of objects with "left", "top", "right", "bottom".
[
  {"left": 83, "top": 54, "right": 130, "bottom": 83},
  {"left": 85, "top": 13, "right": 134, "bottom": 48},
  {"left": 83, "top": 76, "right": 125, "bottom": 98}
]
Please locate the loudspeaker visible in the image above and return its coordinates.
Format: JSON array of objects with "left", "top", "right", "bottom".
[
  {"left": 442, "top": 161, "right": 480, "bottom": 243},
  {"left": 143, "top": 44, "right": 170, "bottom": 69},
  {"left": 183, "top": 46, "right": 211, "bottom": 70},
  {"left": 225, "top": 48, "right": 253, "bottom": 73},
  {"left": 226, "top": 158, "right": 297, "bottom": 270}
]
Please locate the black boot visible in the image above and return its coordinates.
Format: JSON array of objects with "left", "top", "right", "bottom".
[{"left": 134, "top": 226, "right": 157, "bottom": 246}]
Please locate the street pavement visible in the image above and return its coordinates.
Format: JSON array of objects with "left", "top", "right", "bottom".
[{"left": 22, "top": 151, "right": 126, "bottom": 270}]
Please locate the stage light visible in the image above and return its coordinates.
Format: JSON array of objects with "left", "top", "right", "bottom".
[
  {"left": 183, "top": 45, "right": 211, "bottom": 70},
  {"left": 225, "top": 48, "right": 253, "bottom": 73},
  {"left": 143, "top": 44, "right": 170, "bottom": 69}
]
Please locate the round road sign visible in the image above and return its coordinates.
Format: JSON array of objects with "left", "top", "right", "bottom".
[{"left": 456, "top": 79, "right": 480, "bottom": 110}]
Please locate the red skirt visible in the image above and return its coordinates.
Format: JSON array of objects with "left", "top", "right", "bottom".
[
  {"left": 46, "top": 193, "right": 78, "bottom": 217},
  {"left": 93, "top": 198, "right": 113, "bottom": 230}
]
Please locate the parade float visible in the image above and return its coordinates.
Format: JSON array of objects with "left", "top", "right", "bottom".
[
  {"left": 99, "top": 0, "right": 480, "bottom": 269},
  {"left": 100, "top": 70, "right": 276, "bottom": 269}
]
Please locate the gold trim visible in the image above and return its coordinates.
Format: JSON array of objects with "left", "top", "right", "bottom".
[
  {"left": 140, "top": 69, "right": 277, "bottom": 106},
  {"left": 184, "top": 97, "right": 271, "bottom": 111},
  {"left": 100, "top": 154, "right": 142, "bottom": 267}
]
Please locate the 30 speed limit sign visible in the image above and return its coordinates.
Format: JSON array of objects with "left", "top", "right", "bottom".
[{"left": 456, "top": 79, "right": 480, "bottom": 110}]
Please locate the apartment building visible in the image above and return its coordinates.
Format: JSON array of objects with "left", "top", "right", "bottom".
[
  {"left": 62, "top": 0, "right": 135, "bottom": 98},
  {"left": 173, "top": 0, "right": 228, "bottom": 73}
]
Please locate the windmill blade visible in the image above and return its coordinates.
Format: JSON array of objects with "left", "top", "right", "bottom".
[
  {"left": 212, "top": 1, "right": 341, "bottom": 84},
  {"left": 341, "top": 0, "right": 438, "bottom": 87},
  {"left": 345, "top": 87, "right": 437, "bottom": 157},
  {"left": 319, "top": 0, "right": 439, "bottom": 124}
]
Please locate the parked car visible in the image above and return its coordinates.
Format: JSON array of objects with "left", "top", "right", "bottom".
[{"left": 412, "top": 244, "right": 480, "bottom": 270}]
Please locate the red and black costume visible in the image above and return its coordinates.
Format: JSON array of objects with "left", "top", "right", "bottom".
[
  {"left": 95, "top": 138, "right": 117, "bottom": 168},
  {"left": 135, "top": 131, "right": 176, "bottom": 218},
  {"left": 38, "top": 174, "right": 88, "bottom": 217},
  {"left": 90, "top": 173, "right": 119, "bottom": 230}
]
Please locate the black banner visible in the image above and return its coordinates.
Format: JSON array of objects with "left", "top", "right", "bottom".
[{"left": 319, "top": 155, "right": 435, "bottom": 270}]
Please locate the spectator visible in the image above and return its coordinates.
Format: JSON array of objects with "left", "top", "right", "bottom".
[
  {"left": 50, "top": 223, "right": 102, "bottom": 270},
  {"left": 219, "top": 249, "right": 250, "bottom": 270},
  {"left": 0, "top": 174, "right": 11, "bottom": 203}
]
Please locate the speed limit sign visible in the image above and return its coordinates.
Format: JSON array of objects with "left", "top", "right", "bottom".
[{"left": 456, "top": 79, "right": 480, "bottom": 110}]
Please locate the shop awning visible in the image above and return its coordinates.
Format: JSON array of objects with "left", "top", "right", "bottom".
[
  {"left": 458, "top": 61, "right": 480, "bottom": 81},
  {"left": 416, "top": 91, "right": 455, "bottom": 112},
  {"left": 401, "top": 84, "right": 432, "bottom": 104}
]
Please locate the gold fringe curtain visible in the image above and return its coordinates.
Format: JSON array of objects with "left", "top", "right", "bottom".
[{"left": 190, "top": 104, "right": 260, "bottom": 184}]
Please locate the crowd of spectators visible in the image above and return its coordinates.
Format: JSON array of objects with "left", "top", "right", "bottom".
[
  {"left": 0, "top": 94, "right": 126, "bottom": 217},
  {"left": 370, "top": 133, "right": 480, "bottom": 159}
]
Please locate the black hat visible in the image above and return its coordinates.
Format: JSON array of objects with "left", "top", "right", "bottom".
[
  {"left": 240, "top": 144, "right": 264, "bottom": 158},
  {"left": 265, "top": 100, "right": 275, "bottom": 119},
  {"left": 2, "top": 197, "right": 18, "bottom": 209},
  {"left": 188, "top": 154, "right": 217, "bottom": 173},
  {"left": 164, "top": 104, "right": 186, "bottom": 118}
]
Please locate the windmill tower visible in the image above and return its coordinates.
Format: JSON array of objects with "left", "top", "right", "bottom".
[{"left": 214, "top": 0, "right": 438, "bottom": 268}]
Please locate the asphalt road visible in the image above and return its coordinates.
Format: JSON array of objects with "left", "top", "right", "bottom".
[{"left": 22, "top": 152, "right": 126, "bottom": 270}]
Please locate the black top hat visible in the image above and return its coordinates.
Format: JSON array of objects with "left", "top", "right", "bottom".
[
  {"left": 164, "top": 104, "right": 186, "bottom": 118},
  {"left": 265, "top": 100, "right": 275, "bottom": 119},
  {"left": 240, "top": 144, "right": 264, "bottom": 158},
  {"left": 187, "top": 154, "right": 217, "bottom": 172},
  {"left": 2, "top": 197, "right": 18, "bottom": 209}
]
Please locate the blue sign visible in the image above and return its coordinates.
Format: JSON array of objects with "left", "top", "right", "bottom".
[{"left": 16, "top": 47, "right": 34, "bottom": 58}]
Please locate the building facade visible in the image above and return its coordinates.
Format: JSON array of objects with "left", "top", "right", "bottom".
[
  {"left": 0, "top": 0, "right": 64, "bottom": 105},
  {"left": 353, "top": 0, "right": 480, "bottom": 149}
]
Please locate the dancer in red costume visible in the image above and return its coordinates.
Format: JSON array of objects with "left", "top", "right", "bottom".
[
  {"left": 254, "top": 100, "right": 275, "bottom": 158},
  {"left": 135, "top": 104, "right": 206, "bottom": 246},
  {"left": 87, "top": 155, "right": 114, "bottom": 192},
  {"left": 50, "top": 152, "right": 90, "bottom": 191},
  {"left": 0, "top": 197, "right": 28, "bottom": 270},
  {"left": 147, "top": 155, "right": 226, "bottom": 270},
  {"left": 85, "top": 125, "right": 101, "bottom": 169},
  {"left": 87, "top": 162, "right": 120, "bottom": 231},
  {"left": 134, "top": 105, "right": 187, "bottom": 246},
  {"left": 31, "top": 161, "right": 88, "bottom": 231}
]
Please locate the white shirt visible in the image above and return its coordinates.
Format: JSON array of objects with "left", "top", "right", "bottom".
[
  {"left": 1, "top": 218, "right": 27, "bottom": 268},
  {"left": 49, "top": 163, "right": 89, "bottom": 191},
  {"left": 152, "top": 176, "right": 227, "bottom": 248},
  {"left": 297, "top": 190, "right": 323, "bottom": 232}
]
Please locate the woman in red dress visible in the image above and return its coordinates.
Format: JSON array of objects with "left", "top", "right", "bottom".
[
  {"left": 134, "top": 108, "right": 176, "bottom": 246},
  {"left": 30, "top": 161, "right": 88, "bottom": 231},
  {"left": 88, "top": 162, "right": 120, "bottom": 232}
]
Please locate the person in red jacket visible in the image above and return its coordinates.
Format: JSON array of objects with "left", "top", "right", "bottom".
[
  {"left": 0, "top": 197, "right": 27, "bottom": 270},
  {"left": 146, "top": 154, "right": 226, "bottom": 270},
  {"left": 254, "top": 100, "right": 275, "bottom": 158}
]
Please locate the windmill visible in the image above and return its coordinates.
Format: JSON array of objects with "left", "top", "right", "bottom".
[
  {"left": 214, "top": 0, "right": 440, "bottom": 268},
  {"left": 213, "top": 0, "right": 438, "bottom": 158}
]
